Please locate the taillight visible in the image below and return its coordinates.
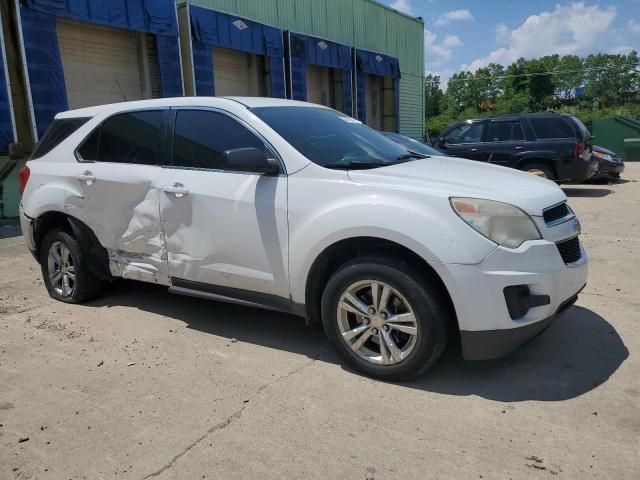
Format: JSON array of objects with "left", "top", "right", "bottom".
[
  {"left": 18, "top": 166, "right": 30, "bottom": 196},
  {"left": 573, "top": 142, "right": 587, "bottom": 160}
]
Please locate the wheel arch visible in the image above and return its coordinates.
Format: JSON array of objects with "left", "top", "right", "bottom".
[
  {"left": 33, "top": 211, "right": 111, "bottom": 281},
  {"left": 516, "top": 157, "right": 558, "bottom": 178},
  {"left": 303, "top": 236, "right": 458, "bottom": 334}
]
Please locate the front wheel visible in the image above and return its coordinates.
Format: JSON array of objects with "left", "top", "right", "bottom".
[{"left": 321, "top": 256, "right": 450, "bottom": 381}]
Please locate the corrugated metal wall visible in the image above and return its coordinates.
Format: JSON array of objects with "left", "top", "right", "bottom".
[{"left": 177, "top": 0, "right": 425, "bottom": 138}]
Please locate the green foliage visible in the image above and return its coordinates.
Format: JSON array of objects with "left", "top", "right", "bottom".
[{"left": 426, "top": 52, "right": 640, "bottom": 137}]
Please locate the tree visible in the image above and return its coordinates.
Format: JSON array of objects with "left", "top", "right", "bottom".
[
  {"left": 424, "top": 74, "right": 444, "bottom": 118},
  {"left": 554, "top": 55, "right": 584, "bottom": 101},
  {"left": 525, "top": 59, "right": 554, "bottom": 110}
]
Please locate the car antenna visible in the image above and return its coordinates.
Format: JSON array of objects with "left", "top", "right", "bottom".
[{"left": 115, "top": 78, "right": 128, "bottom": 102}]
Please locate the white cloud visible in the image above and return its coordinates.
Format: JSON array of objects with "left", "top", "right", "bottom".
[
  {"left": 389, "top": 0, "right": 414, "bottom": 15},
  {"left": 495, "top": 23, "right": 510, "bottom": 45},
  {"left": 610, "top": 45, "right": 633, "bottom": 54},
  {"left": 629, "top": 20, "right": 640, "bottom": 34},
  {"left": 435, "top": 9, "right": 474, "bottom": 26},
  {"left": 466, "top": 3, "right": 617, "bottom": 71},
  {"left": 425, "top": 29, "right": 463, "bottom": 66}
]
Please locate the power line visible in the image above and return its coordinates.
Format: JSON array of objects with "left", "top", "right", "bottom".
[{"left": 434, "top": 62, "right": 640, "bottom": 85}]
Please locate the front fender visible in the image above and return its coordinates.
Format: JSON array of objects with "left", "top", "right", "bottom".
[{"left": 287, "top": 173, "right": 497, "bottom": 303}]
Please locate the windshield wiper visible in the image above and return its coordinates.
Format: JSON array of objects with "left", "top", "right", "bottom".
[
  {"left": 396, "top": 152, "right": 430, "bottom": 160},
  {"left": 323, "top": 160, "right": 396, "bottom": 170}
]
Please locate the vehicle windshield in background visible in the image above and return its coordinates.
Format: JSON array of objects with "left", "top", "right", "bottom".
[
  {"left": 251, "top": 106, "right": 418, "bottom": 169},
  {"left": 382, "top": 132, "right": 444, "bottom": 156}
]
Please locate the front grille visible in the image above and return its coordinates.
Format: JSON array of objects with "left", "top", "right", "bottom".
[
  {"left": 557, "top": 237, "right": 582, "bottom": 264},
  {"left": 543, "top": 203, "right": 570, "bottom": 224}
]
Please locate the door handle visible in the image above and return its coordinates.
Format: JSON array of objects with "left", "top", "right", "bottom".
[
  {"left": 76, "top": 171, "right": 96, "bottom": 184},
  {"left": 163, "top": 183, "right": 189, "bottom": 198},
  {"left": 514, "top": 146, "right": 524, "bottom": 151},
  {"left": 470, "top": 148, "right": 478, "bottom": 153}
]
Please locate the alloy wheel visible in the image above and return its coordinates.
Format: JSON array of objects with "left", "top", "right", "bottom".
[
  {"left": 47, "top": 241, "right": 76, "bottom": 297},
  {"left": 336, "top": 280, "right": 418, "bottom": 365}
]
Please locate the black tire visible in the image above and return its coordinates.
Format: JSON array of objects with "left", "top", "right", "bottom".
[
  {"left": 521, "top": 162, "right": 556, "bottom": 180},
  {"left": 40, "top": 228, "right": 103, "bottom": 303},
  {"left": 321, "top": 255, "right": 450, "bottom": 381}
]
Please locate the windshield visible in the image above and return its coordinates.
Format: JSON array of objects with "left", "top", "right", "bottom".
[
  {"left": 382, "top": 132, "right": 444, "bottom": 156},
  {"left": 252, "top": 106, "right": 413, "bottom": 168}
]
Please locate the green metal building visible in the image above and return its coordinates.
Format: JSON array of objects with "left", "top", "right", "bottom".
[{"left": 178, "top": 0, "right": 425, "bottom": 138}]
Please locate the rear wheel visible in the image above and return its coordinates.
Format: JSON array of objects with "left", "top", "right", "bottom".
[
  {"left": 521, "top": 162, "right": 555, "bottom": 180},
  {"left": 40, "top": 228, "right": 103, "bottom": 303},
  {"left": 321, "top": 256, "right": 450, "bottom": 381}
]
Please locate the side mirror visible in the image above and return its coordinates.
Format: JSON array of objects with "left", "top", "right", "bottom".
[{"left": 222, "top": 148, "right": 279, "bottom": 175}]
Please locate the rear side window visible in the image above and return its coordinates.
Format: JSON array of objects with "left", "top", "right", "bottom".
[
  {"left": 530, "top": 117, "right": 575, "bottom": 139},
  {"left": 489, "top": 121, "right": 525, "bottom": 142},
  {"left": 172, "top": 110, "right": 266, "bottom": 170},
  {"left": 77, "top": 110, "right": 164, "bottom": 165},
  {"left": 31, "top": 118, "right": 90, "bottom": 159},
  {"left": 444, "top": 122, "right": 485, "bottom": 144},
  {"left": 570, "top": 116, "right": 591, "bottom": 140}
]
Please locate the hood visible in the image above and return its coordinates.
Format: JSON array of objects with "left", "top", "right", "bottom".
[
  {"left": 347, "top": 156, "right": 566, "bottom": 217},
  {"left": 593, "top": 145, "right": 617, "bottom": 156}
]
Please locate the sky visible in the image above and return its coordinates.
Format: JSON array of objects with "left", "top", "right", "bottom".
[{"left": 381, "top": 0, "right": 640, "bottom": 88}]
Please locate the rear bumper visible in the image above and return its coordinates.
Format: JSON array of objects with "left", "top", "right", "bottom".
[
  {"left": 19, "top": 204, "right": 37, "bottom": 258},
  {"left": 557, "top": 157, "right": 598, "bottom": 183},
  {"left": 460, "top": 288, "right": 582, "bottom": 360}
]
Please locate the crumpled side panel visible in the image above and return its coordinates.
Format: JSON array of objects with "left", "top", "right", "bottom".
[{"left": 106, "top": 187, "right": 170, "bottom": 285}]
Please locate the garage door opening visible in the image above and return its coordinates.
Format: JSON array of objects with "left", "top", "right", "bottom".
[
  {"left": 363, "top": 75, "right": 396, "bottom": 131},
  {"left": 356, "top": 49, "right": 400, "bottom": 132},
  {"left": 212, "top": 47, "right": 269, "bottom": 97},
  {"left": 57, "top": 19, "right": 161, "bottom": 109},
  {"left": 305, "top": 65, "right": 345, "bottom": 112}
]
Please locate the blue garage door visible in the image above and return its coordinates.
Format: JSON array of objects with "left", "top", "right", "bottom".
[
  {"left": 17, "top": 0, "right": 182, "bottom": 140},
  {"left": 287, "top": 32, "right": 352, "bottom": 116},
  {"left": 188, "top": 5, "right": 285, "bottom": 99},
  {"left": 355, "top": 49, "right": 401, "bottom": 132}
]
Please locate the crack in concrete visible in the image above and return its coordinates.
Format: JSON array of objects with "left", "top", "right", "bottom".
[
  {"left": 581, "top": 291, "right": 637, "bottom": 304},
  {"left": 141, "top": 355, "right": 323, "bottom": 479}
]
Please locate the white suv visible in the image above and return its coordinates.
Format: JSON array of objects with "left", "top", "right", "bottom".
[{"left": 19, "top": 98, "right": 588, "bottom": 380}]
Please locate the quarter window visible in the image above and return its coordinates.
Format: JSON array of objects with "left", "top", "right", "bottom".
[
  {"left": 32, "top": 118, "right": 90, "bottom": 159},
  {"left": 444, "top": 123, "right": 485, "bottom": 144},
  {"left": 489, "top": 121, "right": 525, "bottom": 142},
  {"left": 172, "top": 110, "right": 266, "bottom": 170},
  {"left": 77, "top": 110, "right": 164, "bottom": 164},
  {"left": 530, "top": 118, "right": 575, "bottom": 139}
]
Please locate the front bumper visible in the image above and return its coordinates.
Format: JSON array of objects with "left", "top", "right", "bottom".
[
  {"left": 592, "top": 160, "right": 625, "bottom": 179},
  {"left": 431, "top": 238, "right": 588, "bottom": 360},
  {"left": 460, "top": 286, "right": 582, "bottom": 360}
]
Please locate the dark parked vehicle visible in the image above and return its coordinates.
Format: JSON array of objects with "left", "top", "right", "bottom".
[
  {"left": 381, "top": 132, "right": 448, "bottom": 156},
  {"left": 590, "top": 145, "right": 625, "bottom": 181},
  {"left": 434, "top": 113, "right": 597, "bottom": 182}
]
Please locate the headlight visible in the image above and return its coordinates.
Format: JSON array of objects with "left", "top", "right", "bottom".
[
  {"left": 450, "top": 198, "right": 542, "bottom": 249},
  {"left": 592, "top": 150, "right": 612, "bottom": 162}
]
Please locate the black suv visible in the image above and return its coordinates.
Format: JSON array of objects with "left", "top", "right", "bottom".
[{"left": 434, "top": 113, "right": 597, "bottom": 182}]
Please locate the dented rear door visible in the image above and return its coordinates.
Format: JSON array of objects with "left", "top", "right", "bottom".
[{"left": 75, "top": 109, "right": 170, "bottom": 285}]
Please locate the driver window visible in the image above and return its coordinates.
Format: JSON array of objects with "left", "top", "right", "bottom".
[
  {"left": 172, "top": 110, "right": 266, "bottom": 170},
  {"left": 445, "top": 122, "right": 485, "bottom": 144}
]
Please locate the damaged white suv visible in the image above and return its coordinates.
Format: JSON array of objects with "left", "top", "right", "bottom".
[{"left": 19, "top": 98, "right": 588, "bottom": 380}]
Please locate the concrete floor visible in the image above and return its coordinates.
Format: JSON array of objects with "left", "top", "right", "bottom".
[{"left": 1, "top": 166, "right": 638, "bottom": 479}]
